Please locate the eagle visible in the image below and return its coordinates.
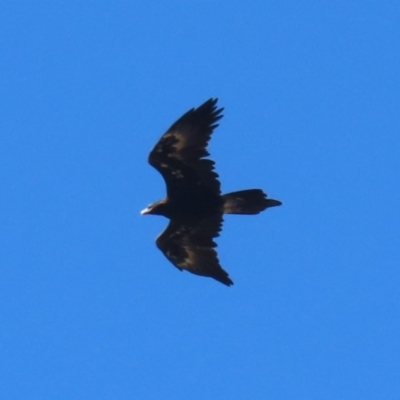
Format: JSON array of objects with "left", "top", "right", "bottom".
[{"left": 141, "top": 98, "right": 281, "bottom": 286}]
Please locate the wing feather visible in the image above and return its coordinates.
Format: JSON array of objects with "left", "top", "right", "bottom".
[
  {"left": 156, "top": 215, "right": 233, "bottom": 286},
  {"left": 148, "top": 98, "right": 223, "bottom": 198}
]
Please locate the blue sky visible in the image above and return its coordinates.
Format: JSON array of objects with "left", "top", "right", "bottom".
[{"left": 1, "top": 1, "right": 399, "bottom": 399}]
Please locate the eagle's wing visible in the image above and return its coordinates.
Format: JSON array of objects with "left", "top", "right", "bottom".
[
  {"left": 148, "top": 98, "right": 223, "bottom": 199},
  {"left": 156, "top": 214, "right": 233, "bottom": 286}
]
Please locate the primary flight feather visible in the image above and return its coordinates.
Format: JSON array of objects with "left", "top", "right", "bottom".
[{"left": 141, "top": 98, "right": 281, "bottom": 286}]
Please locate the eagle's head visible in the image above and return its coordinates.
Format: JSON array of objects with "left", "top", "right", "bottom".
[{"left": 140, "top": 199, "right": 169, "bottom": 217}]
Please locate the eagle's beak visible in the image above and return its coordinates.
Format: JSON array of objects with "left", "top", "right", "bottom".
[{"left": 140, "top": 207, "right": 151, "bottom": 215}]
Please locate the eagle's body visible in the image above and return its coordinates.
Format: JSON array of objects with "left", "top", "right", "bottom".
[{"left": 141, "top": 98, "right": 281, "bottom": 286}]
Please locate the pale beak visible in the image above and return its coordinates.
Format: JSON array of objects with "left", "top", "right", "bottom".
[{"left": 140, "top": 207, "right": 151, "bottom": 215}]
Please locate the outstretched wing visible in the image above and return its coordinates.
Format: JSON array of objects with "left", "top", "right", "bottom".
[
  {"left": 149, "top": 98, "right": 223, "bottom": 199},
  {"left": 156, "top": 214, "right": 233, "bottom": 286}
]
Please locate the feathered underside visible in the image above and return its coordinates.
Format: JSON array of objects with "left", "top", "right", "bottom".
[{"left": 142, "top": 98, "right": 282, "bottom": 286}]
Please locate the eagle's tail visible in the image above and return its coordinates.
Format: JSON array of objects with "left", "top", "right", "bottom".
[{"left": 222, "top": 189, "right": 282, "bottom": 215}]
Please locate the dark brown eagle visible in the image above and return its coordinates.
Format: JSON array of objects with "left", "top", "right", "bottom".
[{"left": 141, "top": 98, "right": 281, "bottom": 286}]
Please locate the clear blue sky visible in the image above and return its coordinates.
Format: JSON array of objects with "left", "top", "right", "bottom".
[{"left": 1, "top": 2, "right": 399, "bottom": 399}]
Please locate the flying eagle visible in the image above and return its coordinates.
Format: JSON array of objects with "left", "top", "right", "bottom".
[{"left": 141, "top": 98, "right": 281, "bottom": 286}]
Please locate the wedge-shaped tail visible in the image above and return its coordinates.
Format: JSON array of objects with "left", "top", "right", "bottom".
[{"left": 222, "top": 189, "right": 282, "bottom": 215}]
